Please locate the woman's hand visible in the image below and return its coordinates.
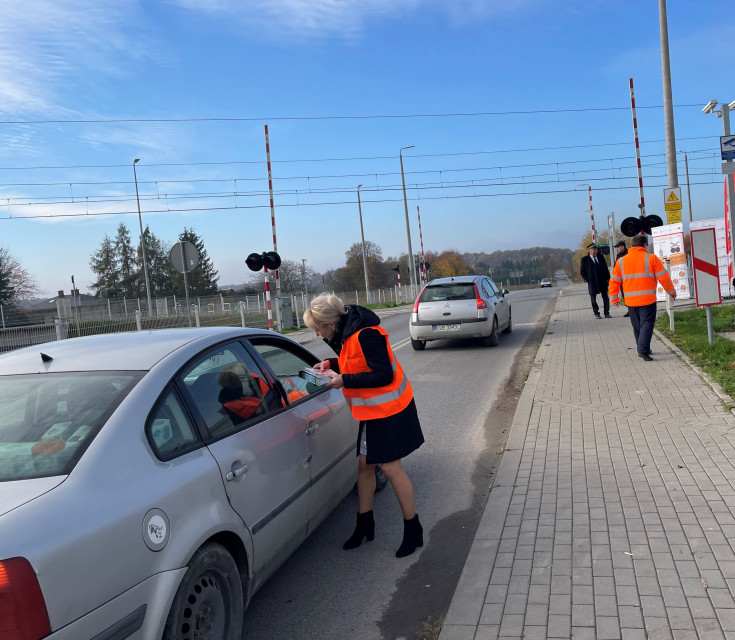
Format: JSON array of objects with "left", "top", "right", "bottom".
[
  {"left": 312, "top": 360, "right": 331, "bottom": 372},
  {"left": 326, "top": 374, "right": 344, "bottom": 390}
]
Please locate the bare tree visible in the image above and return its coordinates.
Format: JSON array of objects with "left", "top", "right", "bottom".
[{"left": 0, "top": 247, "right": 40, "bottom": 304}]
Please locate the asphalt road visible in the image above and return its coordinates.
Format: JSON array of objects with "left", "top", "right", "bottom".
[{"left": 240, "top": 286, "right": 560, "bottom": 639}]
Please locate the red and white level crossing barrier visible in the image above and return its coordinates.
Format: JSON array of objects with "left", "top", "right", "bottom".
[{"left": 629, "top": 78, "right": 646, "bottom": 217}]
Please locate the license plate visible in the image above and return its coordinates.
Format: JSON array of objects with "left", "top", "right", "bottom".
[{"left": 433, "top": 324, "right": 460, "bottom": 332}]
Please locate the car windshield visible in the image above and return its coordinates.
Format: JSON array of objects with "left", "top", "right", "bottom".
[
  {"left": 420, "top": 284, "right": 475, "bottom": 302},
  {"left": 0, "top": 372, "right": 143, "bottom": 481}
]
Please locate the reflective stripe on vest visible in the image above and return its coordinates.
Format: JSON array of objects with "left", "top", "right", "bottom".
[{"left": 339, "top": 326, "right": 413, "bottom": 420}]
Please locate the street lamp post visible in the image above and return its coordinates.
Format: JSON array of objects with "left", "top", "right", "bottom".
[
  {"left": 399, "top": 145, "right": 417, "bottom": 294},
  {"left": 133, "top": 159, "right": 153, "bottom": 316},
  {"left": 356, "top": 185, "right": 370, "bottom": 302},
  {"left": 677, "top": 150, "right": 693, "bottom": 223},
  {"left": 704, "top": 100, "right": 735, "bottom": 289}
]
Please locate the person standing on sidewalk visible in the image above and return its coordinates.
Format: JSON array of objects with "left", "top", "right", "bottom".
[
  {"left": 580, "top": 243, "right": 611, "bottom": 318},
  {"left": 613, "top": 240, "right": 630, "bottom": 317},
  {"left": 303, "top": 294, "right": 425, "bottom": 557},
  {"left": 609, "top": 234, "right": 677, "bottom": 361}
]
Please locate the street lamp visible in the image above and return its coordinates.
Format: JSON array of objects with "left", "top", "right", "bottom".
[
  {"left": 356, "top": 185, "right": 370, "bottom": 302},
  {"left": 703, "top": 100, "right": 735, "bottom": 288},
  {"left": 676, "top": 150, "right": 693, "bottom": 223},
  {"left": 399, "top": 145, "right": 417, "bottom": 292},
  {"left": 133, "top": 159, "right": 153, "bottom": 316}
]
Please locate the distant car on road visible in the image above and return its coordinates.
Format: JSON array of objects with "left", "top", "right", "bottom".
[
  {"left": 539, "top": 278, "right": 553, "bottom": 287},
  {"left": 409, "top": 275, "right": 511, "bottom": 350},
  {"left": 0, "top": 328, "right": 357, "bottom": 640}
]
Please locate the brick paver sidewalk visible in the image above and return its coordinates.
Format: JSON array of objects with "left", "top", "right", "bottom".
[{"left": 440, "top": 285, "right": 735, "bottom": 640}]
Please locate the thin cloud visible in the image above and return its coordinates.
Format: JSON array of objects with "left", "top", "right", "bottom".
[{"left": 171, "top": 0, "right": 554, "bottom": 39}]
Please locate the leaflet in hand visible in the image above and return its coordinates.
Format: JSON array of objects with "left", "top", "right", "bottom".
[{"left": 299, "top": 368, "right": 337, "bottom": 386}]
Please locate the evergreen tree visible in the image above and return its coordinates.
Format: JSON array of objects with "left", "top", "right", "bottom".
[
  {"left": 171, "top": 228, "right": 219, "bottom": 296},
  {"left": 138, "top": 226, "right": 175, "bottom": 297},
  {"left": 114, "top": 223, "right": 138, "bottom": 298},
  {"left": 89, "top": 235, "right": 119, "bottom": 298}
]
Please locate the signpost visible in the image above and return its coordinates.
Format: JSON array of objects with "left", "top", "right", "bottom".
[
  {"left": 664, "top": 187, "right": 682, "bottom": 224},
  {"left": 691, "top": 228, "right": 721, "bottom": 344},
  {"left": 170, "top": 241, "right": 200, "bottom": 326},
  {"left": 721, "top": 135, "right": 735, "bottom": 161}
]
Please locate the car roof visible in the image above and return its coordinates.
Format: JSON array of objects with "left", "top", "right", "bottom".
[
  {"left": 426, "top": 275, "right": 480, "bottom": 286},
  {"left": 0, "top": 327, "right": 274, "bottom": 375}
]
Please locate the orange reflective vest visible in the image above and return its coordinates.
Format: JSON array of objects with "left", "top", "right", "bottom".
[
  {"left": 339, "top": 326, "right": 413, "bottom": 421},
  {"left": 223, "top": 375, "right": 269, "bottom": 420},
  {"left": 609, "top": 246, "right": 676, "bottom": 306}
]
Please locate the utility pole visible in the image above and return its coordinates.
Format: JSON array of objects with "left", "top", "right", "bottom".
[{"left": 659, "top": 0, "right": 679, "bottom": 189}]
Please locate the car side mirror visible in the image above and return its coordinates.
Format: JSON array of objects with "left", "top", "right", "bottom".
[{"left": 502, "top": 289, "right": 510, "bottom": 296}]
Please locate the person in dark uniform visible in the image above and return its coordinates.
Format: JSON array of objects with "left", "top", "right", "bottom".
[
  {"left": 580, "top": 242, "right": 611, "bottom": 318},
  {"left": 613, "top": 240, "right": 629, "bottom": 317},
  {"left": 304, "top": 294, "right": 425, "bottom": 558}
]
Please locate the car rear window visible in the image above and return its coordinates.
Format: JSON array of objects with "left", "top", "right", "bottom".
[
  {"left": 420, "top": 284, "right": 476, "bottom": 302},
  {"left": 0, "top": 372, "right": 142, "bottom": 481}
]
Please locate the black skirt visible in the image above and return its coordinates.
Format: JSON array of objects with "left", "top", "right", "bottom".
[{"left": 359, "top": 398, "right": 425, "bottom": 465}]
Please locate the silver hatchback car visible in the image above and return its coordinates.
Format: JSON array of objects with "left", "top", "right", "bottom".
[
  {"left": 409, "top": 275, "right": 511, "bottom": 350},
  {"left": 0, "top": 328, "right": 357, "bottom": 640}
]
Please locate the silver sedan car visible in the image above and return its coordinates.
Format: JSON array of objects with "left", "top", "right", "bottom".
[
  {"left": 0, "top": 328, "right": 357, "bottom": 640},
  {"left": 409, "top": 275, "right": 511, "bottom": 350}
]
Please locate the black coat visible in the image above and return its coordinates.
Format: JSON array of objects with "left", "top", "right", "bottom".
[
  {"left": 324, "top": 305, "right": 424, "bottom": 464},
  {"left": 580, "top": 253, "right": 610, "bottom": 296},
  {"left": 614, "top": 248, "right": 628, "bottom": 266}
]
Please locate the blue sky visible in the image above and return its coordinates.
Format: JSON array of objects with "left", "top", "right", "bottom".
[{"left": 0, "top": 0, "right": 733, "bottom": 295}]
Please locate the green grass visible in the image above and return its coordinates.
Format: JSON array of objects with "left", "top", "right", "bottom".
[{"left": 655, "top": 305, "right": 735, "bottom": 399}]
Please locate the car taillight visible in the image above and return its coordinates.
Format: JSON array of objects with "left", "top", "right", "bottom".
[
  {"left": 474, "top": 285, "right": 487, "bottom": 309},
  {"left": 413, "top": 287, "right": 427, "bottom": 313},
  {"left": 0, "top": 557, "right": 51, "bottom": 640}
]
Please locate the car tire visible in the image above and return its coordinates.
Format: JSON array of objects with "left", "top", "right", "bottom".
[
  {"left": 163, "top": 543, "right": 243, "bottom": 640},
  {"left": 411, "top": 338, "right": 426, "bottom": 351},
  {"left": 502, "top": 311, "right": 512, "bottom": 334},
  {"left": 484, "top": 317, "right": 499, "bottom": 347}
]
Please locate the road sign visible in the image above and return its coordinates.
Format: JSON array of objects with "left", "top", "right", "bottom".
[
  {"left": 721, "top": 135, "right": 735, "bottom": 161},
  {"left": 664, "top": 187, "right": 682, "bottom": 211},
  {"left": 169, "top": 241, "right": 199, "bottom": 273},
  {"left": 691, "top": 228, "right": 721, "bottom": 306}
]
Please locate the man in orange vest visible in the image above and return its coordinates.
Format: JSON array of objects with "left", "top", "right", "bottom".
[{"left": 609, "top": 234, "right": 676, "bottom": 361}]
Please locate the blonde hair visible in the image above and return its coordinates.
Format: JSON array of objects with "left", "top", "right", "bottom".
[{"left": 303, "top": 293, "right": 347, "bottom": 330}]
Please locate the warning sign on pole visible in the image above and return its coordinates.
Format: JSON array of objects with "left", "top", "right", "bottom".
[{"left": 691, "top": 228, "right": 722, "bottom": 306}]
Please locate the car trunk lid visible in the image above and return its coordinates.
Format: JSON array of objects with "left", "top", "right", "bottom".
[{"left": 415, "top": 283, "right": 480, "bottom": 323}]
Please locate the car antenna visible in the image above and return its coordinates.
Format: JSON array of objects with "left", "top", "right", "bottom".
[{"left": 40, "top": 352, "right": 53, "bottom": 362}]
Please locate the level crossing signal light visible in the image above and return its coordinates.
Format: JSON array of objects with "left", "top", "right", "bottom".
[
  {"left": 391, "top": 264, "right": 400, "bottom": 273},
  {"left": 596, "top": 245, "right": 610, "bottom": 255},
  {"left": 245, "top": 251, "right": 281, "bottom": 272},
  {"left": 620, "top": 214, "right": 664, "bottom": 237}
]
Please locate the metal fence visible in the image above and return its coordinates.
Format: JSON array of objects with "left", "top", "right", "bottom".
[{"left": 1, "top": 284, "right": 420, "bottom": 353}]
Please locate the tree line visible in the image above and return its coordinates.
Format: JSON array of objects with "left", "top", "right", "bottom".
[{"left": 89, "top": 223, "right": 219, "bottom": 298}]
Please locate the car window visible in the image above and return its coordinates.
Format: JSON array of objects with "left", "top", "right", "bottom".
[
  {"left": 481, "top": 281, "right": 494, "bottom": 298},
  {"left": 486, "top": 279, "right": 500, "bottom": 295},
  {"left": 420, "top": 284, "right": 475, "bottom": 302},
  {"left": 0, "top": 372, "right": 142, "bottom": 481},
  {"left": 146, "top": 388, "right": 200, "bottom": 460},
  {"left": 180, "top": 341, "right": 284, "bottom": 439},
  {"left": 250, "top": 339, "right": 323, "bottom": 403}
]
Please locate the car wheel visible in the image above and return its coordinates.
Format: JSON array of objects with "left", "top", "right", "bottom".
[
  {"left": 411, "top": 338, "right": 426, "bottom": 351},
  {"left": 502, "top": 311, "right": 512, "bottom": 334},
  {"left": 484, "top": 317, "right": 499, "bottom": 347},
  {"left": 163, "top": 543, "right": 243, "bottom": 640}
]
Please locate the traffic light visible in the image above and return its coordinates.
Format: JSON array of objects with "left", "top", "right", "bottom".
[
  {"left": 620, "top": 214, "right": 664, "bottom": 237},
  {"left": 391, "top": 264, "right": 400, "bottom": 273},
  {"left": 597, "top": 245, "right": 610, "bottom": 255},
  {"left": 423, "top": 262, "right": 430, "bottom": 271}
]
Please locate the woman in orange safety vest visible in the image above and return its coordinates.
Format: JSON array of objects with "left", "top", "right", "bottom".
[{"left": 303, "top": 294, "right": 425, "bottom": 558}]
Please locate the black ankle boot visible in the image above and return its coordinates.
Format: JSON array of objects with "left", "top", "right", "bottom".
[
  {"left": 343, "top": 511, "right": 375, "bottom": 550},
  {"left": 395, "top": 514, "right": 423, "bottom": 558}
]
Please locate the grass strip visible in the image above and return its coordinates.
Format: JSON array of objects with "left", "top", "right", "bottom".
[{"left": 655, "top": 304, "right": 735, "bottom": 400}]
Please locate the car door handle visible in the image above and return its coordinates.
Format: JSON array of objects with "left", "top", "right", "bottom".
[
  {"left": 305, "top": 423, "right": 319, "bottom": 437},
  {"left": 226, "top": 463, "right": 249, "bottom": 481}
]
